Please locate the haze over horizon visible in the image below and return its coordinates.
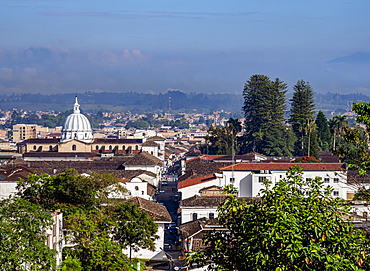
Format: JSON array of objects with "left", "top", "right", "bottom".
[{"left": 1, "top": 0, "right": 370, "bottom": 95}]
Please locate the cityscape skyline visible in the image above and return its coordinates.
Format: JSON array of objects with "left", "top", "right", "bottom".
[{"left": 1, "top": 0, "right": 370, "bottom": 95}]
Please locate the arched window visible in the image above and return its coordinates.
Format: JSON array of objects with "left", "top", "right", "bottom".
[
  {"left": 209, "top": 213, "right": 215, "bottom": 219},
  {"left": 49, "top": 145, "right": 53, "bottom": 151},
  {"left": 109, "top": 145, "right": 112, "bottom": 150},
  {"left": 135, "top": 145, "right": 139, "bottom": 150},
  {"left": 96, "top": 145, "right": 99, "bottom": 150},
  {"left": 33, "top": 145, "right": 37, "bottom": 150},
  {"left": 122, "top": 145, "right": 125, "bottom": 150},
  {"left": 135, "top": 186, "right": 139, "bottom": 191},
  {"left": 192, "top": 213, "right": 198, "bottom": 221},
  {"left": 72, "top": 145, "right": 76, "bottom": 151}
]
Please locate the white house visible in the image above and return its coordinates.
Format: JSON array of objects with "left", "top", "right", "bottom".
[
  {"left": 178, "top": 173, "right": 223, "bottom": 200},
  {"left": 121, "top": 152, "right": 163, "bottom": 186},
  {"left": 179, "top": 186, "right": 227, "bottom": 224},
  {"left": 220, "top": 163, "right": 349, "bottom": 199}
]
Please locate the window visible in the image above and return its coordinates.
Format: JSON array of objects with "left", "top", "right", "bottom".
[
  {"left": 135, "top": 186, "right": 139, "bottom": 191},
  {"left": 141, "top": 191, "right": 144, "bottom": 195},
  {"left": 209, "top": 213, "right": 215, "bottom": 219},
  {"left": 96, "top": 145, "right": 99, "bottom": 150},
  {"left": 72, "top": 145, "right": 76, "bottom": 151},
  {"left": 122, "top": 145, "right": 125, "bottom": 150},
  {"left": 49, "top": 145, "right": 53, "bottom": 151},
  {"left": 324, "top": 178, "right": 330, "bottom": 183},
  {"left": 135, "top": 145, "right": 139, "bottom": 150},
  {"left": 109, "top": 145, "right": 112, "bottom": 150},
  {"left": 259, "top": 177, "right": 265, "bottom": 183},
  {"left": 230, "top": 177, "right": 235, "bottom": 183},
  {"left": 192, "top": 213, "right": 198, "bottom": 221},
  {"left": 33, "top": 145, "right": 37, "bottom": 150},
  {"left": 333, "top": 191, "right": 339, "bottom": 197},
  {"left": 333, "top": 178, "right": 339, "bottom": 183}
]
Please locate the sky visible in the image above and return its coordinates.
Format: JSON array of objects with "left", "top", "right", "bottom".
[{"left": 1, "top": 0, "right": 370, "bottom": 95}]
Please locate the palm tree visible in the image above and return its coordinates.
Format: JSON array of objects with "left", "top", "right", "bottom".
[
  {"left": 305, "top": 118, "right": 316, "bottom": 156},
  {"left": 329, "top": 115, "right": 348, "bottom": 150}
]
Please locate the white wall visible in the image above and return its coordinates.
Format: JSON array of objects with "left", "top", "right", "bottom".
[
  {"left": 0, "top": 182, "right": 17, "bottom": 199},
  {"left": 179, "top": 178, "right": 222, "bottom": 200},
  {"left": 181, "top": 206, "right": 218, "bottom": 224},
  {"left": 122, "top": 222, "right": 167, "bottom": 260},
  {"left": 223, "top": 170, "right": 349, "bottom": 199}
]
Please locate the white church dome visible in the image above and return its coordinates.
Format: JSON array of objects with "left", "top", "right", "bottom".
[{"left": 61, "top": 97, "right": 93, "bottom": 143}]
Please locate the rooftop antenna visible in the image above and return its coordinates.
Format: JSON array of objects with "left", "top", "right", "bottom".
[{"left": 168, "top": 96, "right": 172, "bottom": 114}]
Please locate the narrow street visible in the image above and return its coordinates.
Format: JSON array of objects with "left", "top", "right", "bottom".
[{"left": 151, "top": 173, "right": 186, "bottom": 270}]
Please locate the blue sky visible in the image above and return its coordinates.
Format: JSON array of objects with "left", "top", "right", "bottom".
[{"left": 1, "top": 0, "right": 370, "bottom": 95}]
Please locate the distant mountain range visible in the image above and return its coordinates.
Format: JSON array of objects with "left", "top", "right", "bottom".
[{"left": 0, "top": 91, "right": 369, "bottom": 116}]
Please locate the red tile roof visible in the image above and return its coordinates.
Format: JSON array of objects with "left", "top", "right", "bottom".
[
  {"left": 178, "top": 174, "right": 216, "bottom": 189},
  {"left": 199, "top": 155, "right": 226, "bottom": 161},
  {"left": 220, "top": 163, "right": 345, "bottom": 171}
]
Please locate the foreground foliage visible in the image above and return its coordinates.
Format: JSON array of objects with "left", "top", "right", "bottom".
[
  {"left": 189, "top": 166, "right": 368, "bottom": 270},
  {"left": 16, "top": 169, "right": 158, "bottom": 270},
  {"left": 0, "top": 198, "right": 56, "bottom": 270}
]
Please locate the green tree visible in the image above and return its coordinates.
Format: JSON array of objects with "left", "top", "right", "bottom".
[
  {"left": 17, "top": 170, "right": 158, "bottom": 269},
  {"left": 329, "top": 115, "right": 348, "bottom": 151},
  {"left": 189, "top": 166, "right": 368, "bottom": 270},
  {"left": 111, "top": 202, "right": 159, "bottom": 259},
  {"left": 17, "top": 169, "right": 124, "bottom": 213},
  {"left": 63, "top": 209, "right": 131, "bottom": 271},
  {"left": 335, "top": 103, "right": 370, "bottom": 174},
  {"left": 289, "top": 80, "right": 316, "bottom": 156},
  {"left": 315, "top": 111, "right": 331, "bottom": 151},
  {"left": 202, "top": 119, "right": 243, "bottom": 155},
  {"left": 0, "top": 198, "right": 56, "bottom": 270},
  {"left": 242, "top": 75, "right": 294, "bottom": 156}
]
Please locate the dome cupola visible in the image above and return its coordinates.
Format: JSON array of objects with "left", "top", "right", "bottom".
[{"left": 61, "top": 97, "right": 93, "bottom": 143}]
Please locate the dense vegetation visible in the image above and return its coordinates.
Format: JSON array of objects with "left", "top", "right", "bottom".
[
  {"left": 0, "top": 90, "right": 369, "bottom": 114},
  {"left": 189, "top": 166, "right": 369, "bottom": 270},
  {"left": 13, "top": 169, "right": 157, "bottom": 270},
  {"left": 202, "top": 74, "right": 362, "bottom": 158}
]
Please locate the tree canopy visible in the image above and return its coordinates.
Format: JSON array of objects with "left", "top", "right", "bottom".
[
  {"left": 16, "top": 169, "right": 158, "bottom": 270},
  {"left": 189, "top": 166, "right": 368, "bottom": 270},
  {"left": 0, "top": 198, "right": 56, "bottom": 270},
  {"left": 242, "top": 74, "right": 295, "bottom": 156}
]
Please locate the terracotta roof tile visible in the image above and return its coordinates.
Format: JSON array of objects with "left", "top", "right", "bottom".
[
  {"left": 19, "top": 138, "right": 59, "bottom": 144},
  {"left": 146, "top": 136, "right": 165, "bottom": 141},
  {"left": 178, "top": 174, "right": 216, "bottom": 189},
  {"left": 94, "top": 138, "right": 143, "bottom": 144},
  {"left": 180, "top": 195, "right": 228, "bottom": 207},
  {"left": 142, "top": 140, "right": 159, "bottom": 146},
  {"left": 122, "top": 152, "right": 162, "bottom": 166},
  {"left": 220, "top": 163, "right": 346, "bottom": 171},
  {"left": 127, "top": 197, "right": 171, "bottom": 222}
]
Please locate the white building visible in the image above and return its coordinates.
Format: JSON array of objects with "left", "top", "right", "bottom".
[
  {"left": 220, "top": 163, "right": 349, "bottom": 199},
  {"left": 180, "top": 186, "right": 227, "bottom": 224}
]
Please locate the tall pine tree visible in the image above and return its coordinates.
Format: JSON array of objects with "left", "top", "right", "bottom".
[
  {"left": 242, "top": 75, "right": 295, "bottom": 156},
  {"left": 315, "top": 111, "right": 331, "bottom": 151},
  {"left": 289, "top": 80, "right": 318, "bottom": 157}
]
